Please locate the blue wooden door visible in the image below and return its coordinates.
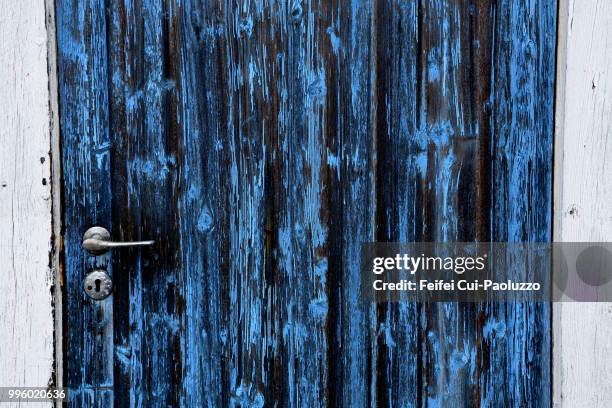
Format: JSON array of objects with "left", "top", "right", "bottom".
[{"left": 56, "top": 0, "right": 556, "bottom": 406}]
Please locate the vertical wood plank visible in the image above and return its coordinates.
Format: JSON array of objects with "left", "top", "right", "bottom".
[
  {"left": 376, "top": 1, "right": 556, "bottom": 406},
  {"left": 554, "top": 0, "right": 612, "bottom": 406},
  {"left": 175, "top": 2, "right": 229, "bottom": 406},
  {"left": 222, "top": 3, "right": 273, "bottom": 406},
  {"left": 331, "top": 1, "right": 378, "bottom": 406},
  {"left": 47, "top": 0, "right": 65, "bottom": 390},
  {"left": 56, "top": 0, "right": 115, "bottom": 405},
  {"left": 105, "top": 0, "right": 185, "bottom": 405},
  {"left": 415, "top": 2, "right": 489, "bottom": 405},
  {"left": 486, "top": 2, "right": 556, "bottom": 406},
  {"left": 374, "top": 4, "right": 419, "bottom": 406},
  {"left": 0, "top": 0, "right": 55, "bottom": 400},
  {"left": 264, "top": 1, "right": 332, "bottom": 405}
]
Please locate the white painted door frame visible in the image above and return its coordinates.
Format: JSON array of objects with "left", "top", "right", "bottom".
[{"left": 553, "top": 0, "right": 612, "bottom": 407}]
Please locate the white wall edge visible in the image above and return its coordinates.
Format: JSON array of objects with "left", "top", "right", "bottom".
[
  {"left": 553, "top": 0, "right": 612, "bottom": 406},
  {"left": 0, "top": 0, "right": 57, "bottom": 404}
]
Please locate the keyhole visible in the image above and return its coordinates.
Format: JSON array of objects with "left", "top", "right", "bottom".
[{"left": 83, "top": 271, "right": 111, "bottom": 300}]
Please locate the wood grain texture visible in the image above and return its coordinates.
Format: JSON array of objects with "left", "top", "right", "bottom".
[
  {"left": 56, "top": 0, "right": 115, "bottom": 405},
  {"left": 0, "top": 0, "right": 55, "bottom": 399},
  {"left": 553, "top": 0, "right": 612, "bottom": 406},
  {"left": 378, "top": 1, "right": 555, "bottom": 406},
  {"left": 47, "top": 0, "right": 65, "bottom": 389},
  {"left": 56, "top": 0, "right": 556, "bottom": 406}
]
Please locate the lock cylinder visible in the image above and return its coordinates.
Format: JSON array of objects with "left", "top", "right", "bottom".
[{"left": 83, "top": 269, "right": 113, "bottom": 300}]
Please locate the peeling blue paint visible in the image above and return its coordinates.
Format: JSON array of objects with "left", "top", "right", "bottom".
[{"left": 58, "top": 0, "right": 556, "bottom": 406}]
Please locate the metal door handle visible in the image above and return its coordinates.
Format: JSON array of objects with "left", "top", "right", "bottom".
[{"left": 82, "top": 226, "right": 155, "bottom": 255}]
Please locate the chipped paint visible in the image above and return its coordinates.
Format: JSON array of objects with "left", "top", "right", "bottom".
[{"left": 57, "top": 0, "right": 556, "bottom": 406}]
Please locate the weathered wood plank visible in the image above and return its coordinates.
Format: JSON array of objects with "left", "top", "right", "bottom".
[
  {"left": 237, "top": 2, "right": 334, "bottom": 406},
  {"left": 222, "top": 3, "right": 275, "bottom": 406},
  {"left": 55, "top": 0, "right": 115, "bottom": 405},
  {"left": 484, "top": 1, "right": 556, "bottom": 406},
  {"left": 415, "top": 2, "right": 487, "bottom": 405},
  {"left": 376, "top": 1, "right": 556, "bottom": 406},
  {"left": 0, "top": 0, "right": 55, "bottom": 403},
  {"left": 107, "top": 0, "right": 185, "bottom": 405},
  {"left": 332, "top": 2, "right": 378, "bottom": 406},
  {"left": 174, "top": 2, "right": 229, "bottom": 406},
  {"left": 47, "top": 0, "right": 65, "bottom": 391},
  {"left": 553, "top": 0, "right": 612, "bottom": 406},
  {"left": 374, "top": 3, "right": 421, "bottom": 407}
]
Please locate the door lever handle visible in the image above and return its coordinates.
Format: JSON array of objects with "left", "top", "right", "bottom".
[{"left": 82, "top": 226, "right": 155, "bottom": 255}]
